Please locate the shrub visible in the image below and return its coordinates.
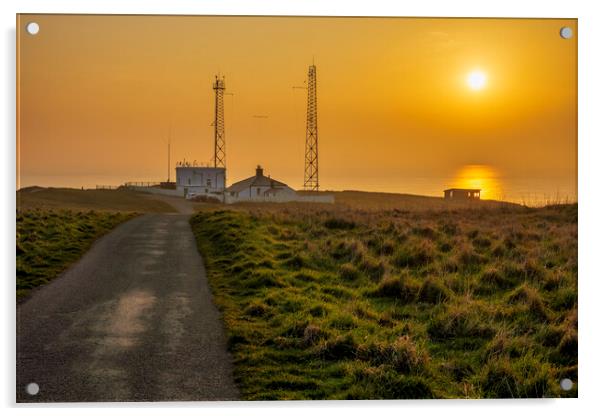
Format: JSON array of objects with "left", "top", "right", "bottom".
[
  {"left": 367, "top": 235, "right": 396, "bottom": 256},
  {"left": 439, "top": 221, "right": 459, "bottom": 236},
  {"left": 558, "top": 329, "right": 577, "bottom": 357},
  {"left": 477, "top": 265, "right": 517, "bottom": 293},
  {"left": 328, "top": 313, "right": 357, "bottom": 330},
  {"left": 483, "top": 329, "right": 531, "bottom": 360},
  {"left": 492, "top": 244, "right": 505, "bottom": 257},
  {"left": 480, "top": 357, "right": 519, "bottom": 398},
  {"left": 542, "top": 271, "right": 563, "bottom": 290},
  {"left": 282, "top": 253, "right": 307, "bottom": 269},
  {"left": 480, "top": 354, "right": 558, "bottom": 398},
  {"left": 455, "top": 244, "right": 485, "bottom": 269},
  {"left": 302, "top": 324, "right": 327, "bottom": 346},
  {"left": 309, "top": 304, "right": 328, "bottom": 317},
  {"left": 507, "top": 284, "right": 549, "bottom": 321},
  {"left": 472, "top": 236, "right": 492, "bottom": 249},
  {"left": 316, "top": 334, "right": 357, "bottom": 360},
  {"left": 339, "top": 262, "right": 361, "bottom": 281},
  {"left": 467, "top": 229, "right": 479, "bottom": 239},
  {"left": 418, "top": 276, "right": 451, "bottom": 304},
  {"left": 427, "top": 303, "right": 496, "bottom": 341},
  {"left": 243, "top": 300, "right": 270, "bottom": 317},
  {"left": 503, "top": 236, "right": 517, "bottom": 250},
  {"left": 523, "top": 257, "right": 545, "bottom": 279},
  {"left": 502, "top": 261, "right": 524, "bottom": 280},
  {"left": 558, "top": 308, "right": 578, "bottom": 357},
  {"left": 373, "top": 273, "right": 419, "bottom": 302},
  {"left": 324, "top": 218, "right": 356, "bottom": 230},
  {"left": 549, "top": 287, "right": 577, "bottom": 311},
  {"left": 243, "top": 269, "right": 284, "bottom": 289},
  {"left": 330, "top": 239, "right": 366, "bottom": 262},
  {"left": 439, "top": 359, "right": 474, "bottom": 382},
  {"left": 293, "top": 271, "right": 317, "bottom": 282},
  {"left": 280, "top": 317, "right": 310, "bottom": 338},
  {"left": 346, "top": 366, "right": 434, "bottom": 399},
  {"left": 358, "top": 256, "right": 386, "bottom": 281},
  {"left": 357, "top": 335, "right": 429, "bottom": 373},
  {"left": 438, "top": 241, "right": 453, "bottom": 253},
  {"left": 393, "top": 239, "right": 435, "bottom": 268},
  {"left": 412, "top": 226, "right": 437, "bottom": 239}
]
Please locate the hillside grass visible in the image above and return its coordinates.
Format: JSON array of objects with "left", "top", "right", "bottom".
[
  {"left": 191, "top": 203, "right": 577, "bottom": 399},
  {"left": 16, "top": 209, "right": 137, "bottom": 300},
  {"left": 17, "top": 187, "right": 176, "bottom": 213},
  {"left": 297, "top": 190, "right": 519, "bottom": 211}
]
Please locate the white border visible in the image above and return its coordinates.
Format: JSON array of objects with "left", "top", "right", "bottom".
[{"left": 3, "top": 1, "right": 601, "bottom": 415}]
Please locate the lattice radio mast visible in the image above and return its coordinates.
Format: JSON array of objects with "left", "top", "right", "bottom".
[
  {"left": 304, "top": 64, "right": 319, "bottom": 192},
  {"left": 213, "top": 75, "right": 226, "bottom": 170}
]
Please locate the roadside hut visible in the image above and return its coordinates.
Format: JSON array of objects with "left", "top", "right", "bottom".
[{"left": 443, "top": 188, "right": 481, "bottom": 200}]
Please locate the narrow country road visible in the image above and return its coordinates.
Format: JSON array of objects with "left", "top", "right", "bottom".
[{"left": 17, "top": 198, "right": 239, "bottom": 402}]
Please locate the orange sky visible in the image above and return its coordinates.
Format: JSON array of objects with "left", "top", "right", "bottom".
[{"left": 17, "top": 15, "right": 577, "bottom": 202}]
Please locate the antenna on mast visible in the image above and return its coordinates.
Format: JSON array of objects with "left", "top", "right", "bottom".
[
  {"left": 167, "top": 125, "right": 172, "bottom": 183},
  {"left": 213, "top": 75, "right": 226, "bottom": 170}
]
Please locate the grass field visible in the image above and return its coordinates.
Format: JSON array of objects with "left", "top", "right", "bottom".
[
  {"left": 17, "top": 187, "right": 176, "bottom": 213},
  {"left": 191, "top": 201, "right": 577, "bottom": 399},
  {"left": 16, "top": 209, "right": 137, "bottom": 300}
]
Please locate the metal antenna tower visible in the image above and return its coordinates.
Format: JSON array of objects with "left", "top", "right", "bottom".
[
  {"left": 304, "top": 64, "right": 319, "bottom": 192},
  {"left": 213, "top": 75, "right": 226, "bottom": 170}
]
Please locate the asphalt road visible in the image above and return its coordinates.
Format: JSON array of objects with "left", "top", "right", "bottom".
[{"left": 17, "top": 206, "right": 240, "bottom": 402}]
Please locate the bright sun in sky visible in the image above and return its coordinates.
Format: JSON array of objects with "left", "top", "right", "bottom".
[{"left": 467, "top": 70, "right": 487, "bottom": 90}]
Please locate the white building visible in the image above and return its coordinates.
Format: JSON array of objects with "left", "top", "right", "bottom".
[
  {"left": 224, "top": 165, "right": 334, "bottom": 204},
  {"left": 176, "top": 166, "right": 225, "bottom": 199}
]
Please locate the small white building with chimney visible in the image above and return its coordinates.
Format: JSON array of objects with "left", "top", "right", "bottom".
[{"left": 224, "top": 165, "right": 334, "bottom": 204}]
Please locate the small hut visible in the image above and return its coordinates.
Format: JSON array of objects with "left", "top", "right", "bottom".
[{"left": 444, "top": 188, "right": 481, "bottom": 200}]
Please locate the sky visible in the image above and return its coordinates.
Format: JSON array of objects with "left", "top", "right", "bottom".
[{"left": 17, "top": 15, "right": 577, "bottom": 203}]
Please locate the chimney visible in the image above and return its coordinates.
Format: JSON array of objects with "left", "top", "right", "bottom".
[{"left": 256, "top": 165, "right": 264, "bottom": 177}]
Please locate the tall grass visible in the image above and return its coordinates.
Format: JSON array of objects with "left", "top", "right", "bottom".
[{"left": 191, "top": 202, "right": 577, "bottom": 399}]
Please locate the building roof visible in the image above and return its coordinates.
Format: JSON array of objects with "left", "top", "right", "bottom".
[
  {"left": 176, "top": 166, "right": 225, "bottom": 172},
  {"left": 226, "top": 165, "right": 290, "bottom": 193},
  {"left": 444, "top": 188, "right": 481, "bottom": 192}
]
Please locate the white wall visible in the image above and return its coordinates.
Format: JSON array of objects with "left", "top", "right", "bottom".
[
  {"left": 224, "top": 189, "right": 335, "bottom": 204},
  {"left": 226, "top": 185, "right": 295, "bottom": 202},
  {"left": 129, "top": 186, "right": 184, "bottom": 197},
  {"left": 176, "top": 167, "right": 225, "bottom": 189},
  {"left": 176, "top": 167, "right": 225, "bottom": 197}
]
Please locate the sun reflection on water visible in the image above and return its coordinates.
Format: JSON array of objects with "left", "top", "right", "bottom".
[{"left": 452, "top": 165, "right": 503, "bottom": 200}]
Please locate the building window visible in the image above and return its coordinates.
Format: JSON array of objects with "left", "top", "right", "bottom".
[
  {"left": 256, "top": 188, "right": 260, "bottom": 196},
  {"left": 207, "top": 178, "right": 212, "bottom": 187},
  {"left": 188, "top": 178, "right": 191, "bottom": 185}
]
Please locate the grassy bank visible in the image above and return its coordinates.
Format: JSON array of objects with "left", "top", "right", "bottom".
[
  {"left": 17, "top": 187, "right": 176, "bottom": 213},
  {"left": 16, "top": 209, "right": 137, "bottom": 300},
  {"left": 191, "top": 203, "right": 577, "bottom": 399}
]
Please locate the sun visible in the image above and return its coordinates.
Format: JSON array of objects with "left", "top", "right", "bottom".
[{"left": 467, "top": 70, "right": 487, "bottom": 91}]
